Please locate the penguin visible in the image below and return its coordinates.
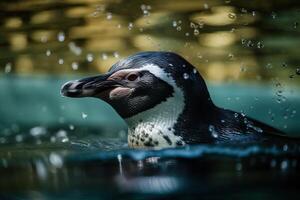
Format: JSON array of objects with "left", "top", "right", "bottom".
[{"left": 61, "top": 51, "right": 289, "bottom": 148}]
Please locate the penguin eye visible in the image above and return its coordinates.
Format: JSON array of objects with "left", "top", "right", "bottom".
[{"left": 126, "top": 73, "right": 139, "bottom": 81}]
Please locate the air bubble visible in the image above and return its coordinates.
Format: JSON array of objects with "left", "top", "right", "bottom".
[
  {"left": 296, "top": 68, "right": 300, "bottom": 75},
  {"left": 193, "top": 68, "right": 197, "bottom": 74}
]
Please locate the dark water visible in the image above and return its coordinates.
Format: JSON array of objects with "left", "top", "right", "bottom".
[
  {"left": 1, "top": 0, "right": 300, "bottom": 199},
  {"left": 1, "top": 141, "right": 300, "bottom": 199}
]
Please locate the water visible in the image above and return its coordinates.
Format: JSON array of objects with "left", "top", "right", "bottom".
[
  {"left": 1, "top": 140, "right": 300, "bottom": 199},
  {"left": 1, "top": 0, "right": 300, "bottom": 199}
]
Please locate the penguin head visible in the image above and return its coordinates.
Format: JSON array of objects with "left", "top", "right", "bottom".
[{"left": 61, "top": 51, "right": 211, "bottom": 119}]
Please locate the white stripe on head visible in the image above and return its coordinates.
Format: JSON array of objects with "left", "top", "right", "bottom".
[{"left": 118, "top": 64, "right": 186, "bottom": 148}]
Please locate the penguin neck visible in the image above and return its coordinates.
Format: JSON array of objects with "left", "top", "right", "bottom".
[
  {"left": 174, "top": 93, "right": 218, "bottom": 143},
  {"left": 124, "top": 83, "right": 186, "bottom": 148}
]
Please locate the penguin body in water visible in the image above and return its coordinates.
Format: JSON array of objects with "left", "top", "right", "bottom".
[{"left": 61, "top": 51, "right": 287, "bottom": 148}]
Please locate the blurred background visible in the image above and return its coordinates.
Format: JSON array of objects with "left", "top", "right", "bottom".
[{"left": 0, "top": 0, "right": 300, "bottom": 145}]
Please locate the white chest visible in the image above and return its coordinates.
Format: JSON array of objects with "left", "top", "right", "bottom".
[{"left": 127, "top": 122, "right": 185, "bottom": 148}]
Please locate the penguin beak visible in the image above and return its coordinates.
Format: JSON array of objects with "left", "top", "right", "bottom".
[{"left": 61, "top": 73, "right": 118, "bottom": 98}]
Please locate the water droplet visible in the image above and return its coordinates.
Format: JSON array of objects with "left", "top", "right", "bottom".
[
  {"left": 270, "top": 159, "right": 276, "bottom": 168},
  {"left": 113, "top": 52, "right": 119, "bottom": 58},
  {"left": 57, "top": 31, "right": 65, "bottom": 42},
  {"left": 15, "top": 134, "right": 23, "bottom": 142},
  {"left": 58, "top": 58, "right": 64, "bottom": 65},
  {"left": 106, "top": 12, "right": 112, "bottom": 20},
  {"left": 36, "top": 161, "right": 47, "bottom": 180},
  {"left": 4, "top": 62, "right": 12, "bottom": 73},
  {"left": 68, "top": 42, "right": 82, "bottom": 55},
  {"left": 240, "top": 65, "right": 247, "bottom": 72},
  {"left": 69, "top": 125, "right": 75, "bottom": 130},
  {"left": 228, "top": 53, "right": 234, "bottom": 60},
  {"left": 235, "top": 162, "right": 242, "bottom": 171},
  {"left": 56, "top": 130, "right": 67, "bottom": 138},
  {"left": 172, "top": 21, "right": 177, "bottom": 27},
  {"left": 208, "top": 125, "right": 218, "bottom": 138},
  {"left": 241, "top": 8, "right": 247, "bottom": 13},
  {"left": 293, "top": 22, "right": 298, "bottom": 29},
  {"left": 281, "top": 160, "right": 288, "bottom": 170},
  {"left": 128, "top": 22, "right": 134, "bottom": 30},
  {"left": 82, "top": 112, "right": 88, "bottom": 119},
  {"left": 193, "top": 29, "right": 199, "bottom": 35},
  {"left": 71, "top": 62, "right": 79, "bottom": 70},
  {"left": 86, "top": 53, "right": 94, "bottom": 62},
  {"left": 102, "top": 53, "right": 108, "bottom": 60},
  {"left": 40, "top": 36, "right": 48, "bottom": 43},
  {"left": 30, "top": 126, "right": 47, "bottom": 137},
  {"left": 49, "top": 153, "right": 63, "bottom": 168},
  {"left": 183, "top": 73, "right": 189, "bottom": 79},
  {"left": 228, "top": 13, "right": 236, "bottom": 19},
  {"left": 46, "top": 49, "right": 51, "bottom": 56}
]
